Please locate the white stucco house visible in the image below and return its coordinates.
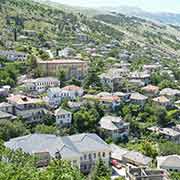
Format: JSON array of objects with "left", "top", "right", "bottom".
[
  {"left": 99, "top": 116, "right": 129, "bottom": 140},
  {"left": 5, "top": 133, "right": 111, "bottom": 174},
  {"left": 46, "top": 87, "right": 62, "bottom": 107},
  {"left": 61, "top": 85, "right": 84, "bottom": 100},
  {"left": 23, "top": 77, "right": 60, "bottom": 93},
  {"left": 157, "top": 155, "right": 180, "bottom": 172},
  {"left": 54, "top": 108, "right": 72, "bottom": 127}
]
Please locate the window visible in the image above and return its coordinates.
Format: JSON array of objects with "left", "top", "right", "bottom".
[
  {"left": 88, "top": 154, "right": 92, "bottom": 160},
  {"left": 102, "top": 152, "right": 106, "bottom": 158},
  {"left": 93, "top": 153, "right": 96, "bottom": 159},
  {"left": 84, "top": 154, "right": 87, "bottom": 160}
]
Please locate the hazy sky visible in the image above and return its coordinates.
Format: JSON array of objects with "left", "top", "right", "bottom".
[{"left": 52, "top": 0, "right": 180, "bottom": 13}]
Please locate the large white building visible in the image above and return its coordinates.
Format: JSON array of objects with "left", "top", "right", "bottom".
[{"left": 5, "top": 133, "right": 111, "bottom": 173}]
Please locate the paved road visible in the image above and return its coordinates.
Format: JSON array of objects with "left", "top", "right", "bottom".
[{"left": 111, "top": 166, "right": 126, "bottom": 180}]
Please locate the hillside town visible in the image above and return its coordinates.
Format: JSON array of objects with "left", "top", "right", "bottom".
[{"left": 0, "top": 0, "right": 180, "bottom": 180}]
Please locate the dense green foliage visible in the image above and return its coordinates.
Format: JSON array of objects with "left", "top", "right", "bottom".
[
  {"left": 0, "top": 142, "right": 85, "bottom": 180},
  {"left": 73, "top": 103, "right": 104, "bottom": 133},
  {"left": 89, "top": 159, "right": 111, "bottom": 180},
  {"left": 0, "top": 120, "right": 29, "bottom": 141}
]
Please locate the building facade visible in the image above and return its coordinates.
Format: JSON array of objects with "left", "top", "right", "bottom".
[
  {"left": 99, "top": 116, "right": 129, "bottom": 140},
  {"left": 54, "top": 108, "right": 72, "bottom": 127},
  {"left": 7, "top": 94, "right": 46, "bottom": 124},
  {"left": 5, "top": 133, "right": 111, "bottom": 174},
  {"left": 23, "top": 77, "right": 60, "bottom": 92},
  {"left": 37, "top": 59, "right": 88, "bottom": 80},
  {"left": 157, "top": 155, "right": 180, "bottom": 172}
]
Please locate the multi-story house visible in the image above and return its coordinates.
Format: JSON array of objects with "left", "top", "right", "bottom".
[
  {"left": 46, "top": 87, "right": 62, "bottom": 107},
  {"left": 122, "top": 151, "right": 153, "bottom": 167},
  {"left": 5, "top": 133, "right": 111, "bottom": 174},
  {"left": 0, "top": 50, "right": 27, "bottom": 61},
  {"left": 0, "top": 110, "right": 17, "bottom": 121},
  {"left": 23, "top": 77, "right": 60, "bottom": 92},
  {"left": 142, "top": 84, "right": 159, "bottom": 97},
  {"left": 160, "top": 88, "right": 180, "bottom": 101},
  {"left": 0, "top": 85, "right": 11, "bottom": 97},
  {"left": 37, "top": 59, "right": 88, "bottom": 80},
  {"left": 54, "top": 108, "right": 72, "bottom": 127},
  {"left": 0, "top": 102, "right": 13, "bottom": 114},
  {"left": 58, "top": 47, "right": 75, "bottom": 58},
  {"left": 157, "top": 155, "right": 180, "bottom": 172},
  {"left": 99, "top": 68, "right": 128, "bottom": 91},
  {"left": 152, "top": 96, "right": 171, "bottom": 107},
  {"left": 61, "top": 85, "right": 84, "bottom": 100},
  {"left": 126, "top": 167, "right": 170, "bottom": 180},
  {"left": 46, "top": 85, "right": 84, "bottom": 107},
  {"left": 143, "top": 64, "right": 162, "bottom": 73},
  {"left": 99, "top": 73, "right": 120, "bottom": 91},
  {"left": 128, "top": 71, "right": 151, "bottom": 85},
  {"left": 148, "top": 126, "right": 180, "bottom": 144},
  {"left": 83, "top": 94, "right": 121, "bottom": 111},
  {"left": 99, "top": 116, "right": 129, "bottom": 140},
  {"left": 130, "top": 92, "right": 148, "bottom": 106},
  {"left": 7, "top": 94, "right": 47, "bottom": 124}
]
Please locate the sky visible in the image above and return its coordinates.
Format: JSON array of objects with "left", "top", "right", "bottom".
[{"left": 52, "top": 0, "right": 180, "bottom": 13}]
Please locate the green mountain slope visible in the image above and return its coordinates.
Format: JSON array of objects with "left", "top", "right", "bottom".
[
  {"left": 0, "top": 0, "right": 180, "bottom": 62},
  {"left": 0, "top": 0, "right": 123, "bottom": 51},
  {"left": 94, "top": 13, "right": 180, "bottom": 54}
]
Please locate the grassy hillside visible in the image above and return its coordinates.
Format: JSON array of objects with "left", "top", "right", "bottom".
[
  {"left": 94, "top": 13, "right": 180, "bottom": 58},
  {"left": 0, "top": 0, "right": 123, "bottom": 51},
  {"left": 0, "top": 0, "right": 180, "bottom": 63}
]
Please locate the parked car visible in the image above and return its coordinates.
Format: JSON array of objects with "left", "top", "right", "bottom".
[{"left": 111, "top": 159, "right": 122, "bottom": 169}]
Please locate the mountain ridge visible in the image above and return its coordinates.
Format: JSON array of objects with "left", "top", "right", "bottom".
[
  {"left": 97, "top": 6, "right": 180, "bottom": 25},
  {"left": 0, "top": 0, "right": 180, "bottom": 62}
]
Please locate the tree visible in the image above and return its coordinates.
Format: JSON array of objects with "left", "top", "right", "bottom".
[
  {"left": 6, "top": 16, "right": 24, "bottom": 41},
  {"left": 67, "top": 77, "right": 81, "bottom": 86},
  {"left": 159, "top": 79, "right": 177, "bottom": 89},
  {"left": 0, "top": 148, "right": 84, "bottom": 180},
  {"left": 58, "top": 69, "right": 67, "bottom": 87},
  {"left": 171, "top": 172, "right": 180, "bottom": 180},
  {"left": 83, "top": 69, "right": 102, "bottom": 90},
  {"left": 0, "top": 120, "right": 29, "bottom": 141},
  {"left": 28, "top": 55, "right": 37, "bottom": 69},
  {"left": 43, "top": 114, "right": 55, "bottom": 126},
  {"left": 114, "top": 177, "right": 125, "bottom": 180},
  {"left": 33, "top": 67, "right": 43, "bottom": 78},
  {"left": 141, "top": 140, "right": 158, "bottom": 159},
  {"left": 90, "top": 158, "right": 111, "bottom": 180},
  {"left": 156, "top": 106, "right": 169, "bottom": 127},
  {"left": 73, "top": 108, "right": 98, "bottom": 133},
  {"left": 34, "top": 124, "right": 58, "bottom": 134},
  {"left": 40, "top": 160, "right": 84, "bottom": 180}
]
